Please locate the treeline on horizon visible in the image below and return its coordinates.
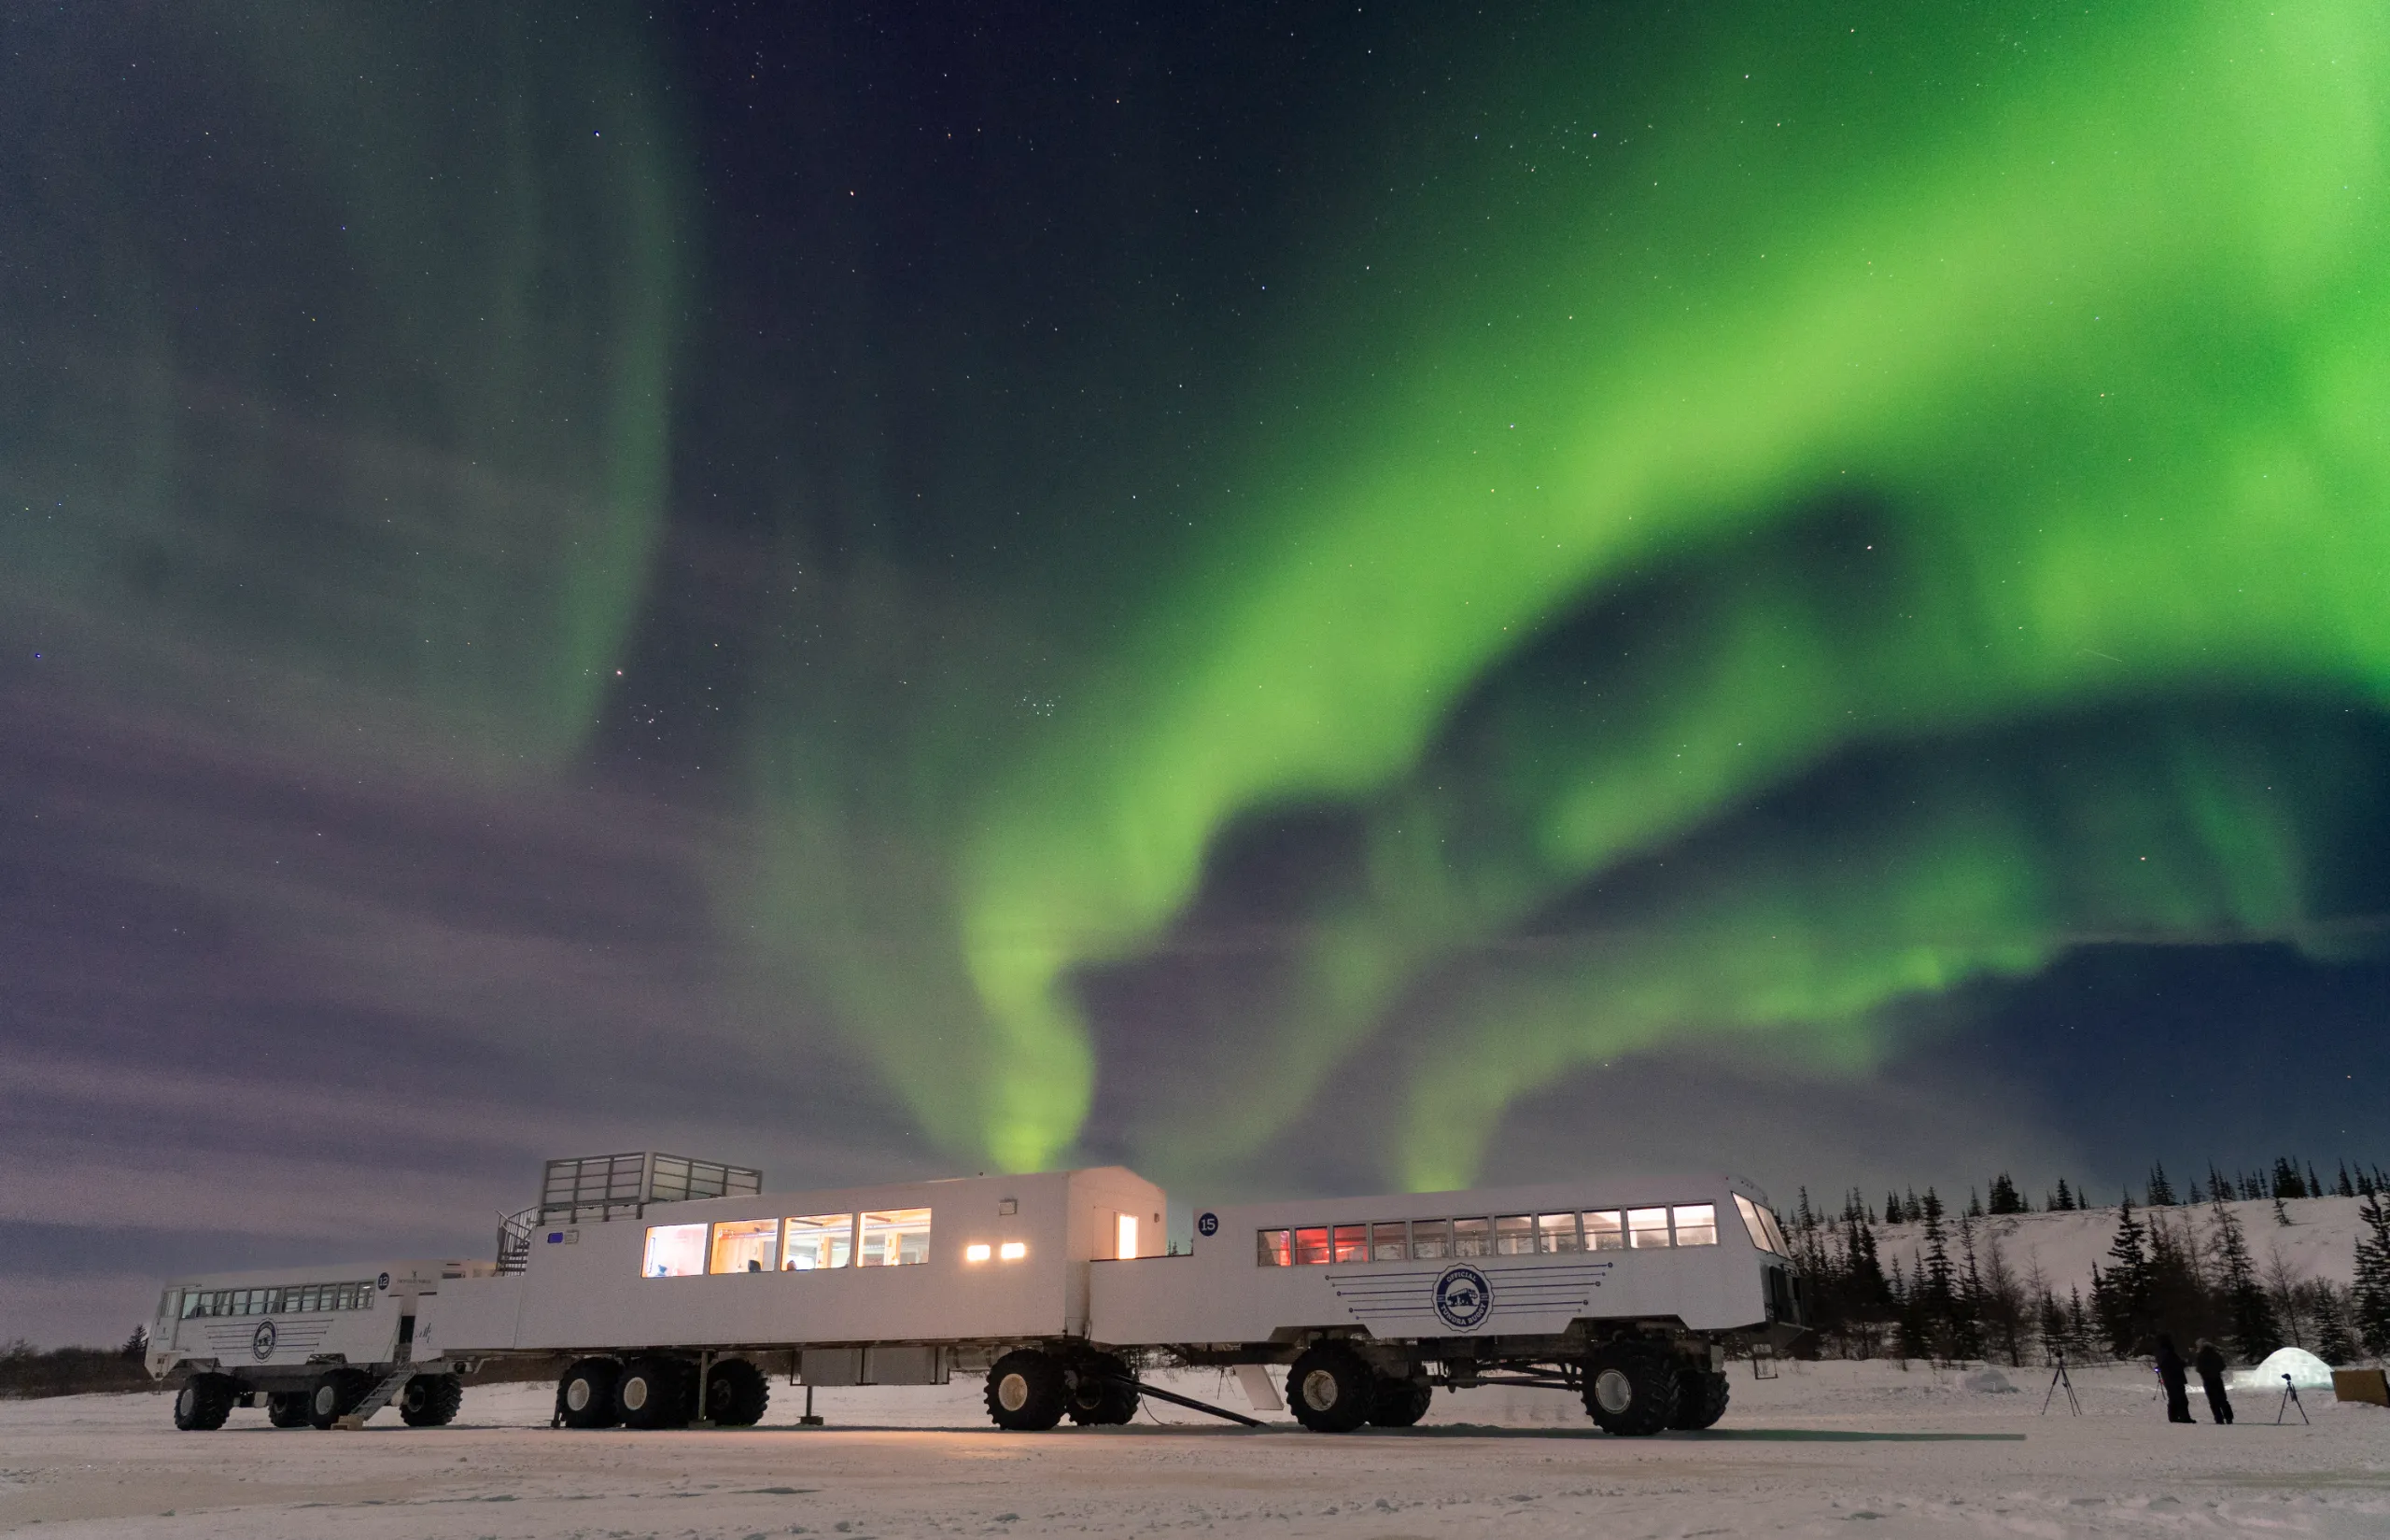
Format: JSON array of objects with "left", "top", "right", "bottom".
[
  {"left": 1783, "top": 1154, "right": 2390, "bottom": 1370},
  {"left": 0, "top": 1329, "right": 152, "bottom": 1400},
  {"left": 1850, "top": 1155, "right": 2390, "bottom": 1226}
]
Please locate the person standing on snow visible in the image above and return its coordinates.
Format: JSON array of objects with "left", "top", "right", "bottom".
[
  {"left": 2192, "top": 1338, "right": 2233, "bottom": 1424},
  {"left": 2154, "top": 1335, "right": 2194, "bottom": 1423}
]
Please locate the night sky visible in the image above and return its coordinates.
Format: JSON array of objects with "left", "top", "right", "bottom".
[{"left": 6, "top": 2, "right": 2388, "bottom": 1344}]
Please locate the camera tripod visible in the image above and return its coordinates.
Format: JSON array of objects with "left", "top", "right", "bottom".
[
  {"left": 2041, "top": 1350, "right": 2081, "bottom": 1416},
  {"left": 2274, "top": 1373, "right": 2310, "bottom": 1426}
]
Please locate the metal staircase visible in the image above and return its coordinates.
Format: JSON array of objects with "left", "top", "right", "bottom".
[
  {"left": 334, "top": 1366, "right": 416, "bottom": 1430},
  {"left": 496, "top": 1207, "right": 538, "bottom": 1274}
]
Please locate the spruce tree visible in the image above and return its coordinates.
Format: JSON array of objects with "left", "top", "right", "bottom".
[
  {"left": 2210, "top": 1187, "right": 2280, "bottom": 1364},
  {"left": 2101, "top": 1197, "right": 2151, "bottom": 1353},
  {"left": 1989, "top": 1172, "right": 2024, "bottom": 1216},
  {"left": 1953, "top": 1214, "right": 1988, "bottom": 1361},
  {"left": 2338, "top": 1162, "right": 2355, "bottom": 1199},
  {"left": 2313, "top": 1285, "right": 2358, "bottom": 1366},
  {"left": 2053, "top": 1178, "right": 2074, "bottom": 1212},
  {"left": 2354, "top": 1191, "right": 2390, "bottom": 1359},
  {"left": 2146, "top": 1163, "right": 2177, "bottom": 1206},
  {"left": 1884, "top": 1191, "right": 1905, "bottom": 1226},
  {"left": 1967, "top": 1188, "right": 1985, "bottom": 1221},
  {"left": 1919, "top": 1189, "right": 1954, "bottom": 1357},
  {"left": 2038, "top": 1288, "right": 2069, "bottom": 1358},
  {"left": 2310, "top": 1164, "right": 2327, "bottom": 1202}
]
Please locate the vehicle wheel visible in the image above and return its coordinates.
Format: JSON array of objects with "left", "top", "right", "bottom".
[
  {"left": 264, "top": 1391, "right": 311, "bottom": 1428},
  {"left": 1582, "top": 1342, "right": 1680, "bottom": 1436},
  {"left": 557, "top": 1358, "right": 622, "bottom": 1429},
  {"left": 984, "top": 1349, "right": 1066, "bottom": 1431},
  {"left": 306, "top": 1367, "right": 373, "bottom": 1430},
  {"left": 1666, "top": 1368, "right": 1729, "bottom": 1430},
  {"left": 1366, "top": 1375, "right": 1433, "bottom": 1428},
  {"left": 616, "top": 1356, "right": 691, "bottom": 1430},
  {"left": 702, "top": 1358, "right": 771, "bottom": 1426},
  {"left": 1063, "top": 1352, "right": 1139, "bottom": 1426},
  {"left": 400, "top": 1374, "right": 465, "bottom": 1428},
  {"left": 173, "top": 1373, "right": 238, "bottom": 1431},
  {"left": 1286, "top": 1343, "right": 1374, "bottom": 1433}
]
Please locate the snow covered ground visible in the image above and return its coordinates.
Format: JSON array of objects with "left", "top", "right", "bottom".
[{"left": 3, "top": 1359, "right": 2385, "bottom": 1538}]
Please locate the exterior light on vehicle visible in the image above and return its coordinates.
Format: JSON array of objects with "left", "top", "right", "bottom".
[
  {"left": 998, "top": 1241, "right": 1027, "bottom": 1261},
  {"left": 964, "top": 1243, "right": 992, "bottom": 1263}
]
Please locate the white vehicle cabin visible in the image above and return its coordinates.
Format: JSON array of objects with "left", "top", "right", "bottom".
[
  {"left": 148, "top": 1257, "right": 489, "bottom": 1431},
  {"left": 418, "top": 1155, "right": 1166, "bottom": 1430},
  {"left": 150, "top": 1152, "right": 1805, "bottom": 1437},
  {"left": 1091, "top": 1173, "right": 1802, "bottom": 1434}
]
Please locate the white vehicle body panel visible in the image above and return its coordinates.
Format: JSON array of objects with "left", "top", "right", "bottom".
[
  {"left": 147, "top": 1258, "right": 472, "bottom": 1379},
  {"left": 420, "top": 1168, "right": 1165, "bottom": 1358},
  {"left": 1090, "top": 1176, "right": 1781, "bottom": 1348}
]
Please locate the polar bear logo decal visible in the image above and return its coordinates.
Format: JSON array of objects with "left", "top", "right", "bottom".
[{"left": 1433, "top": 1265, "right": 1493, "bottom": 1331}]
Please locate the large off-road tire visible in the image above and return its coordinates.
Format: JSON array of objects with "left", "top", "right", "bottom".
[
  {"left": 1582, "top": 1342, "right": 1681, "bottom": 1436},
  {"left": 616, "top": 1356, "right": 692, "bottom": 1430},
  {"left": 557, "top": 1358, "right": 622, "bottom": 1429},
  {"left": 400, "top": 1374, "right": 465, "bottom": 1428},
  {"left": 1367, "top": 1376, "right": 1433, "bottom": 1428},
  {"left": 1286, "top": 1343, "right": 1375, "bottom": 1433},
  {"left": 306, "top": 1367, "right": 373, "bottom": 1430},
  {"left": 1063, "top": 1352, "right": 1139, "bottom": 1426},
  {"left": 1666, "top": 1368, "right": 1729, "bottom": 1431},
  {"left": 702, "top": 1358, "right": 771, "bottom": 1426},
  {"left": 985, "top": 1349, "right": 1066, "bottom": 1431},
  {"left": 173, "top": 1373, "right": 238, "bottom": 1431},
  {"left": 266, "top": 1391, "right": 311, "bottom": 1428}
]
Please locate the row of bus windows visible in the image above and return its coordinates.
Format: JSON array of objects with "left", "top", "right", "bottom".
[
  {"left": 642, "top": 1210, "right": 932, "bottom": 1278},
  {"left": 1258, "top": 1205, "right": 1722, "bottom": 1267},
  {"left": 177, "top": 1281, "right": 374, "bottom": 1318}
]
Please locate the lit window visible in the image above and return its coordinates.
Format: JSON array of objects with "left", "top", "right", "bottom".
[
  {"left": 783, "top": 1214, "right": 854, "bottom": 1270},
  {"left": 1452, "top": 1217, "right": 1493, "bottom": 1257},
  {"left": 1734, "top": 1195, "right": 1772, "bottom": 1252},
  {"left": 1116, "top": 1212, "right": 1139, "bottom": 1261},
  {"left": 1759, "top": 1205, "right": 1792, "bottom": 1256},
  {"left": 858, "top": 1209, "right": 932, "bottom": 1267},
  {"left": 1257, "top": 1228, "right": 1291, "bottom": 1267},
  {"left": 1627, "top": 1208, "right": 1671, "bottom": 1248},
  {"left": 1582, "top": 1211, "right": 1624, "bottom": 1251},
  {"left": 965, "top": 1242, "right": 992, "bottom": 1263},
  {"left": 711, "top": 1218, "right": 781, "bottom": 1274},
  {"left": 998, "top": 1240, "right": 1027, "bottom": 1261},
  {"left": 1371, "top": 1222, "right": 1409, "bottom": 1261},
  {"left": 1538, "top": 1213, "right": 1582, "bottom": 1253},
  {"left": 1494, "top": 1214, "right": 1537, "bottom": 1255},
  {"left": 1292, "top": 1226, "right": 1331, "bottom": 1265},
  {"left": 642, "top": 1223, "right": 709, "bottom": 1277},
  {"left": 1673, "top": 1204, "right": 1718, "bottom": 1246},
  {"left": 1411, "top": 1219, "right": 1453, "bottom": 1259},
  {"left": 1331, "top": 1225, "right": 1369, "bottom": 1263}
]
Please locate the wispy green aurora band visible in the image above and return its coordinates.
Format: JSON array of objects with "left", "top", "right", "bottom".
[
  {"left": 955, "top": 5, "right": 2390, "bottom": 1175},
  {"left": 0, "top": 3, "right": 680, "bottom": 762}
]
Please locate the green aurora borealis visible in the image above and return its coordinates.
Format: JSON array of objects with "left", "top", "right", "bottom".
[{"left": 7, "top": 2, "right": 2390, "bottom": 1190}]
